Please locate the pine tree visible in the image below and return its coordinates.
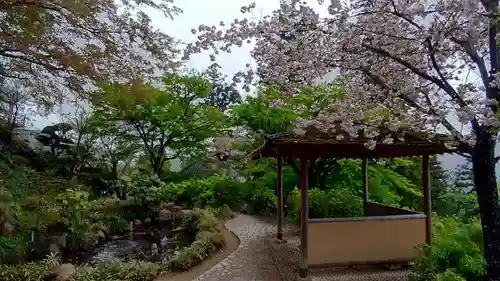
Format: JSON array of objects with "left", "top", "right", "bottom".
[
  {"left": 429, "top": 157, "right": 452, "bottom": 212},
  {"left": 452, "top": 158, "right": 474, "bottom": 194}
]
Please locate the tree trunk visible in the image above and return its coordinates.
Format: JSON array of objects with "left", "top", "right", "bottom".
[
  {"left": 153, "top": 157, "right": 164, "bottom": 178},
  {"left": 471, "top": 133, "right": 500, "bottom": 281}
]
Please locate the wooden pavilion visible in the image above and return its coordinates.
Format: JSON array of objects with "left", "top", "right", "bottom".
[{"left": 253, "top": 123, "right": 456, "bottom": 279}]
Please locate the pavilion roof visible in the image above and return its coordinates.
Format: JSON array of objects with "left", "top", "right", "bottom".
[{"left": 252, "top": 122, "right": 457, "bottom": 159}]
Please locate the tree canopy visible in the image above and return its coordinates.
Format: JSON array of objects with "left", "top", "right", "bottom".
[
  {"left": 0, "top": 0, "right": 181, "bottom": 107},
  {"left": 91, "top": 73, "right": 227, "bottom": 177}
]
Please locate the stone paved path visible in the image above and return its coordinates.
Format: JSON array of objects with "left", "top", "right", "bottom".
[{"left": 192, "top": 214, "right": 286, "bottom": 281}]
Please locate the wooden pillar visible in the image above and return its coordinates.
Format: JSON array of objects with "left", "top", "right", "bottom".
[
  {"left": 422, "top": 154, "right": 432, "bottom": 244},
  {"left": 362, "top": 158, "right": 369, "bottom": 216},
  {"left": 299, "top": 158, "right": 309, "bottom": 278},
  {"left": 277, "top": 157, "right": 284, "bottom": 240}
]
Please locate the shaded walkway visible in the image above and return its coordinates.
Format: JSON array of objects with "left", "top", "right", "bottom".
[
  {"left": 192, "top": 214, "right": 287, "bottom": 281},
  {"left": 192, "top": 214, "right": 409, "bottom": 281}
]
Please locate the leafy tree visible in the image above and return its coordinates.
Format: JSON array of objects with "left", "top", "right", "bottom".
[
  {"left": 36, "top": 123, "right": 74, "bottom": 155},
  {"left": 91, "top": 74, "right": 227, "bottom": 177},
  {"left": 64, "top": 109, "right": 98, "bottom": 179},
  {"left": 233, "top": 83, "right": 349, "bottom": 189},
  {"left": 87, "top": 113, "right": 139, "bottom": 194},
  {"left": 0, "top": 0, "right": 181, "bottom": 107},
  {"left": 202, "top": 64, "right": 241, "bottom": 111},
  {"left": 0, "top": 82, "right": 32, "bottom": 156}
]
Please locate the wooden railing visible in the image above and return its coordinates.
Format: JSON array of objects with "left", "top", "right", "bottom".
[{"left": 365, "top": 202, "right": 421, "bottom": 216}]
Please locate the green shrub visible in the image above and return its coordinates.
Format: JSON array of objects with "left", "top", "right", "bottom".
[
  {"left": 435, "top": 270, "right": 467, "bottom": 281},
  {"left": 0, "top": 235, "right": 28, "bottom": 265},
  {"left": 287, "top": 187, "right": 363, "bottom": 222},
  {"left": 0, "top": 258, "right": 55, "bottom": 281},
  {"left": 0, "top": 257, "right": 166, "bottom": 281},
  {"left": 74, "top": 259, "right": 166, "bottom": 281},
  {"left": 409, "top": 217, "right": 486, "bottom": 281},
  {"left": 88, "top": 198, "right": 130, "bottom": 233},
  {"left": 162, "top": 174, "right": 243, "bottom": 210},
  {"left": 167, "top": 209, "right": 224, "bottom": 271}
]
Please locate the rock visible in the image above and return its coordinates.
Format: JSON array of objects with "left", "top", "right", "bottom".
[
  {"left": 151, "top": 243, "right": 158, "bottom": 254},
  {"left": 221, "top": 204, "right": 235, "bottom": 218},
  {"left": 159, "top": 209, "right": 172, "bottom": 221},
  {"left": 102, "top": 226, "right": 111, "bottom": 236},
  {"left": 54, "top": 263, "right": 76, "bottom": 281},
  {"left": 240, "top": 203, "right": 249, "bottom": 214},
  {"left": 172, "top": 211, "right": 184, "bottom": 227},
  {"left": 164, "top": 202, "right": 176, "bottom": 210},
  {"left": 97, "top": 230, "right": 106, "bottom": 240},
  {"left": 48, "top": 243, "right": 60, "bottom": 255},
  {"left": 48, "top": 236, "right": 61, "bottom": 254}
]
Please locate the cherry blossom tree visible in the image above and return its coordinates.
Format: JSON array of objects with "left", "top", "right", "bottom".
[{"left": 184, "top": 0, "right": 500, "bottom": 279}]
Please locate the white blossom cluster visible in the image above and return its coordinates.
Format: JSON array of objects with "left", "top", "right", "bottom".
[{"left": 183, "top": 0, "right": 500, "bottom": 150}]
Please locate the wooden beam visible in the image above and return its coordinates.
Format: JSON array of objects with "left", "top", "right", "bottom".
[
  {"left": 277, "top": 157, "right": 284, "bottom": 240},
  {"left": 299, "top": 158, "right": 309, "bottom": 278},
  {"left": 362, "top": 158, "right": 369, "bottom": 216},
  {"left": 422, "top": 154, "right": 432, "bottom": 244}
]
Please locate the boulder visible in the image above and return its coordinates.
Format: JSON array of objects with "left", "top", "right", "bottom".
[
  {"left": 172, "top": 211, "right": 184, "bottom": 227},
  {"left": 48, "top": 243, "right": 60, "bottom": 255},
  {"left": 47, "top": 236, "right": 61, "bottom": 255},
  {"left": 164, "top": 202, "right": 176, "bottom": 210},
  {"left": 221, "top": 204, "right": 235, "bottom": 218},
  {"left": 240, "top": 203, "right": 249, "bottom": 214},
  {"left": 159, "top": 209, "right": 172, "bottom": 222},
  {"left": 54, "top": 263, "right": 76, "bottom": 281}
]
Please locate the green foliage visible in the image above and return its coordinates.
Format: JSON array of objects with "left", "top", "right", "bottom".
[
  {"left": 0, "top": 258, "right": 166, "bottom": 281},
  {"left": 433, "top": 193, "right": 478, "bottom": 219},
  {"left": 435, "top": 270, "right": 467, "bottom": 281},
  {"left": 36, "top": 123, "right": 74, "bottom": 155},
  {"left": 0, "top": 235, "right": 27, "bottom": 265},
  {"left": 232, "top": 83, "right": 344, "bottom": 135},
  {"left": 287, "top": 187, "right": 363, "bottom": 221},
  {"left": 167, "top": 209, "right": 224, "bottom": 271},
  {"left": 91, "top": 74, "right": 227, "bottom": 177},
  {"left": 121, "top": 172, "right": 167, "bottom": 205},
  {"left": 202, "top": 63, "right": 241, "bottom": 111},
  {"left": 164, "top": 174, "right": 242, "bottom": 209},
  {"left": 451, "top": 159, "right": 474, "bottom": 194},
  {"left": 55, "top": 189, "right": 99, "bottom": 251},
  {"left": 87, "top": 197, "right": 129, "bottom": 233},
  {"left": 74, "top": 259, "right": 166, "bottom": 281},
  {"left": 410, "top": 217, "right": 486, "bottom": 281},
  {"left": 0, "top": 254, "right": 58, "bottom": 281}
]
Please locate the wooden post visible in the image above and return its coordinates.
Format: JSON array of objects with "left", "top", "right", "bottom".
[
  {"left": 362, "top": 158, "right": 369, "bottom": 216},
  {"left": 299, "top": 158, "right": 309, "bottom": 279},
  {"left": 422, "top": 154, "right": 432, "bottom": 244},
  {"left": 277, "top": 156, "right": 284, "bottom": 240}
]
